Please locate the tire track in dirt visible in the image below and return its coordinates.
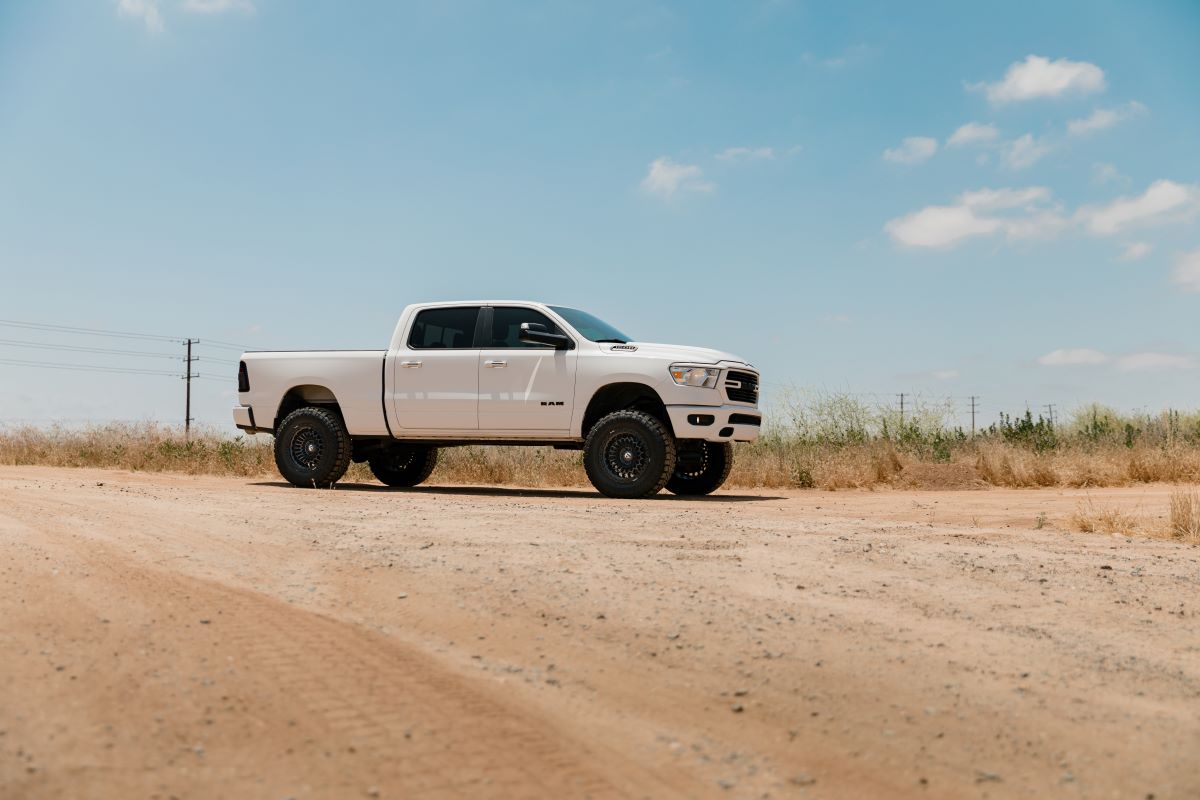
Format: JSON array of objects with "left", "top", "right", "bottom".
[{"left": 0, "top": 495, "right": 674, "bottom": 799}]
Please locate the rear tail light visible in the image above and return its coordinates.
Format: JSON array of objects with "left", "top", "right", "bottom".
[{"left": 238, "top": 361, "right": 250, "bottom": 392}]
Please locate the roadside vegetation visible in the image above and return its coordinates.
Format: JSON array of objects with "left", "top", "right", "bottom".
[{"left": 2, "top": 393, "right": 1199, "bottom": 505}]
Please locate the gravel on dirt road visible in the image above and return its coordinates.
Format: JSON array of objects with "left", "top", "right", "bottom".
[{"left": 1, "top": 466, "right": 1197, "bottom": 798}]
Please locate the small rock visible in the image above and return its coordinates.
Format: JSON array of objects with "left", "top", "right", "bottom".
[
  {"left": 975, "top": 771, "right": 1001, "bottom": 783},
  {"left": 199, "top": 620, "right": 211, "bottom": 625},
  {"left": 791, "top": 774, "right": 816, "bottom": 786},
  {"left": 733, "top": 688, "right": 749, "bottom": 697},
  {"left": 397, "top": 593, "right": 408, "bottom": 599},
  {"left": 731, "top": 704, "right": 744, "bottom": 713},
  {"left": 717, "top": 778, "right": 737, "bottom": 790}
]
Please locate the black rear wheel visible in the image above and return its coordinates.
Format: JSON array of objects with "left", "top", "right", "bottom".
[
  {"left": 274, "top": 406, "right": 352, "bottom": 488},
  {"left": 369, "top": 444, "right": 438, "bottom": 487},
  {"left": 583, "top": 410, "right": 676, "bottom": 498},
  {"left": 666, "top": 441, "right": 733, "bottom": 496}
]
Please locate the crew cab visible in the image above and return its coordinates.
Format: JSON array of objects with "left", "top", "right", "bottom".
[{"left": 232, "top": 302, "right": 760, "bottom": 498}]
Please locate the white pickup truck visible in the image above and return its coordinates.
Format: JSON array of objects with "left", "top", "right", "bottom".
[{"left": 232, "top": 302, "right": 760, "bottom": 498}]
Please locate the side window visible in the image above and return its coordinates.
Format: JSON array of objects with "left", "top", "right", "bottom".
[
  {"left": 408, "top": 307, "right": 481, "bottom": 349},
  {"left": 488, "top": 307, "right": 564, "bottom": 348}
]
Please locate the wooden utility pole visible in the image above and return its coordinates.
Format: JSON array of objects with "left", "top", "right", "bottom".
[
  {"left": 969, "top": 396, "right": 979, "bottom": 437},
  {"left": 184, "top": 338, "right": 197, "bottom": 437},
  {"left": 1043, "top": 403, "right": 1056, "bottom": 426},
  {"left": 897, "top": 393, "right": 906, "bottom": 426}
]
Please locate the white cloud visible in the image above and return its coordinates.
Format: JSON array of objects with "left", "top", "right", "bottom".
[
  {"left": 947, "top": 122, "right": 999, "bottom": 147},
  {"left": 958, "top": 186, "right": 1051, "bottom": 210},
  {"left": 1091, "top": 162, "right": 1124, "bottom": 185},
  {"left": 884, "top": 204, "right": 1001, "bottom": 249},
  {"left": 974, "top": 55, "right": 1106, "bottom": 103},
  {"left": 640, "top": 157, "right": 714, "bottom": 198},
  {"left": 117, "top": 0, "right": 164, "bottom": 33},
  {"left": 1001, "top": 210, "right": 1071, "bottom": 240},
  {"left": 888, "top": 178, "right": 1200, "bottom": 250},
  {"left": 930, "top": 369, "right": 959, "bottom": 381},
  {"left": 1038, "top": 348, "right": 1110, "bottom": 366},
  {"left": 1172, "top": 248, "right": 1200, "bottom": 292},
  {"left": 1115, "top": 353, "right": 1195, "bottom": 372},
  {"left": 1076, "top": 179, "right": 1200, "bottom": 235},
  {"left": 1118, "top": 242, "right": 1153, "bottom": 261},
  {"left": 882, "top": 136, "right": 938, "bottom": 165},
  {"left": 885, "top": 186, "right": 1064, "bottom": 249},
  {"left": 716, "top": 146, "right": 775, "bottom": 162},
  {"left": 182, "top": 0, "right": 255, "bottom": 12},
  {"left": 1003, "top": 133, "right": 1051, "bottom": 169},
  {"left": 1067, "top": 102, "right": 1146, "bottom": 137}
]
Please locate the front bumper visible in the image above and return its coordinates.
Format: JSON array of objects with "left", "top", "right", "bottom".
[{"left": 666, "top": 404, "right": 761, "bottom": 443}]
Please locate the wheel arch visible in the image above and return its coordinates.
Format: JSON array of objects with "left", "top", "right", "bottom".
[
  {"left": 581, "top": 382, "right": 673, "bottom": 439},
  {"left": 275, "top": 384, "right": 343, "bottom": 432}
]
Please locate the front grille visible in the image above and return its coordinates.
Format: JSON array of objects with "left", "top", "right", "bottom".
[{"left": 724, "top": 370, "right": 759, "bottom": 404}]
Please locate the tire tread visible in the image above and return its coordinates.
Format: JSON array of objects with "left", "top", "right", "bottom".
[{"left": 583, "top": 410, "right": 676, "bottom": 499}]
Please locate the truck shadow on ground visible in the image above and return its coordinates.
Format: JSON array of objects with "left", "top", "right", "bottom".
[{"left": 248, "top": 482, "right": 784, "bottom": 502}]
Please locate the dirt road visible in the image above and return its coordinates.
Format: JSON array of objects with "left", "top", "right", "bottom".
[{"left": 1, "top": 466, "right": 1197, "bottom": 799}]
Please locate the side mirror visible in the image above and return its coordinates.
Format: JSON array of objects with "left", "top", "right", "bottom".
[{"left": 519, "top": 322, "right": 571, "bottom": 349}]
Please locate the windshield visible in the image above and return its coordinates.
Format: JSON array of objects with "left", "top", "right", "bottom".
[{"left": 549, "top": 306, "right": 633, "bottom": 343}]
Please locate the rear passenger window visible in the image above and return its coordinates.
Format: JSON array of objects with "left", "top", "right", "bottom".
[
  {"left": 408, "top": 307, "right": 480, "bottom": 349},
  {"left": 488, "top": 307, "right": 563, "bottom": 348}
]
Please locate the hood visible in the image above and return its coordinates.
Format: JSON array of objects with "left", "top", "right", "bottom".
[{"left": 603, "top": 341, "right": 753, "bottom": 368}]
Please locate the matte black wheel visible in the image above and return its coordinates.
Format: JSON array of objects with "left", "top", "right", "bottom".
[
  {"left": 369, "top": 445, "right": 438, "bottom": 487},
  {"left": 583, "top": 410, "right": 676, "bottom": 499},
  {"left": 274, "top": 406, "right": 352, "bottom": 488},
  {"left": 666, "top": 441, "right": 733, "bottom": 496}
]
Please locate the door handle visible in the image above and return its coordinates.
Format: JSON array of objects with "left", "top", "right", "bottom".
[
  {"left": 400, "top": 360, "right": 423, "bottom": 368},
  {"left": 483, "top": 360, "right": 508, "bottom": 368}
]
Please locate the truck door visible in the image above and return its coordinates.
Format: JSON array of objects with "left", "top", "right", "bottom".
[
  {"left": 477, "top": 306, "right": 577, "bottom": 433},
  {"left": 391, "top": 306, "right": 482, "bottom": 431}
]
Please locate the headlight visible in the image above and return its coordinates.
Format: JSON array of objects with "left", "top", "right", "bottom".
[{"left": 669, "top": 365, "right": 720, "bottom": 388}]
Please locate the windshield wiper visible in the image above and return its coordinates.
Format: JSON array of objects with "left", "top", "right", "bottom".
[{"left": 595, "top": 338, "right": 628, "bottom": 344}]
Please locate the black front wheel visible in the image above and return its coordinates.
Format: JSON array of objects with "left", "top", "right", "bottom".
[
  {"left": 583, "top": 410, "right": 676, "bottom": 499},
  {"left": 274, "top": 406, "right": 352, "bottom": 488},
  {"left": 666, "top": 441, "right": 733, "bottom": 496},
  {"left": 369, "top": 445, "right": 438, "bottom": 487}
]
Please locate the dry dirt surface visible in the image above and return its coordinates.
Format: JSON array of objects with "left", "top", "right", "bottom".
[{"left": 1, "top": 466, "right": 1198, "bottom": 800}]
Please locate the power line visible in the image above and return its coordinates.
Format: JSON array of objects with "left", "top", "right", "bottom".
[
  {"left": 0, "top": 319, "right": 182, "bottom": 343},
  {"left": 0, "top": 338, "right": 184, "bottom": 360},
  {"left": 196, "top": 339, "right": 254, "bottom": 351},
  {"left": 0, "top": 357, "right": 182, "bottom": 377}
]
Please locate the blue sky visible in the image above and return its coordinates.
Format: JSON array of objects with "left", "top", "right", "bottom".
[{"left": 2, "top": 0, "right": 1198, "bottom": 427}]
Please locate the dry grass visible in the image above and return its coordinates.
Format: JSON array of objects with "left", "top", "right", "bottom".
[
  {"left": 1169, "top": 489, "right": 1200, "bottom": 543},
  {"left": 3, "top": 423, "right": 1200, "bottom": 495},
  {"left": 1070, "top": 498, "right": 1146, "bottom": 536}
]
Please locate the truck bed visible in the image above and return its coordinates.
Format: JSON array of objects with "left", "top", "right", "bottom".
[{"left": 241, "top": 350, "right": 389, "bottom": 435}]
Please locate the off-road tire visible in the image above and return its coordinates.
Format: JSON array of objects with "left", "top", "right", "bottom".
[
  {"left": 583, "top": 410, "right": 676, "bottom": 499},
  {"left": 666, "top": 441, "right": 734, "bottom": 496},
  {"left": 369, "top": 445, "right": 438, "bottom": 487},
  {"left": 274, "top": 406, "right": 352, "bottom": 488}
]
